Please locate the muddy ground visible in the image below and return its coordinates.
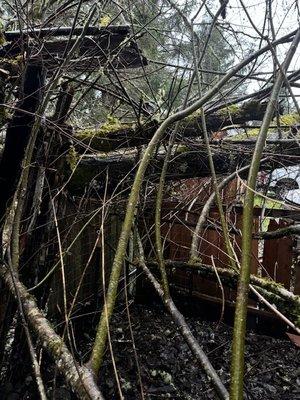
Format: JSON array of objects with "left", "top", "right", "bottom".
[
  {"left": 1, "top": 301, "right": 299, "bottom": 399},
  {"left": 97, "top": 303, "right": 300, "bottom": 400}
]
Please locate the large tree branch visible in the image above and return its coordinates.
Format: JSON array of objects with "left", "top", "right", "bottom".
[
  {"left": 145, "top": 260, "right": 300, "bottom": 333},
  {"left": 68, "top": 140, "right": 299, "bottom": 193},
  {"left": 74, "top": 100, "right": 269, "bottom": 152},
  {"left": 151, "top": 260, "right": 300, "bottom": 309}
]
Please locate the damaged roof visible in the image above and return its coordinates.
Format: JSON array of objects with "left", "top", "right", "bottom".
[{"left": 0, "top": 25, "right": 148, "bottom": 71}]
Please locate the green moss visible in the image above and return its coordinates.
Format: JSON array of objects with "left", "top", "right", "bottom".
[
  {"left": 188, "top": 257, "right": 203, "bottom": 265},
  {"left": 277, "top": 113, "right": 300, "bottom": 127},
  {"left": 258, "top": 276, "right": 285, "bottom": 290},
  {"left": 49, "top": 338, "right": 64, "bottom": 355},
  {"left": 230, "top": 128, "right": 259, "bottom": 141},
  {"left": 99, "top": 15, "right": 111, "bottom": 27},
  {"left": 217, "top": 104, "right": 239, "bottom": 117},
  {"left": 246, "top": 128, "right": 259, "bottom": 137},
  {"left": 78, "top": 115, "right": 132, "bottom": 139},
  {"left": 77, "top": 127, "right": 115, "bottom": 139},
  {"left": 76, "top": 115, "right": 134, "bottom": 151},
  {"left": 0, "top": 55, "right": 23, "bottom": 66},
  {"left": 253, "top": 195, "right": 282, "bottom": 210},
  {"left": 0, "top": 31, "right": 6, "bottom": 47},
  {"left": 183, "top": 108, "right": 202, "bottom": 124},
  {"left": 279, "top": 301, "right": 300, "bottom": 328},
  {"left": 176, "top": 145, "right": 189, "bottom": 153},
  {"left": 257, "top": 287, "right": 300, "bottom": 327},
  {"left": 99, "top": 115, "right": 122, "bottom": 132},
  {"left": 66, "top": 145, "right": 79, "bottom": 171}
]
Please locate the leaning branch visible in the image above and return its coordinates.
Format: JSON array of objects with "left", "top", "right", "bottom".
[
  {"left": 0, "top": 265, "right": 104, "bottom": 400},
  {"left": 136, "top": 237, "right": 229, "bottom": 400},
  {"left": 230, "top": 28, "right": 300, "bottom": 400}
]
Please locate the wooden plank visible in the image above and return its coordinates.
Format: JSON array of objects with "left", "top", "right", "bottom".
[
  {"left": 293, "top": 236, "right": 300, "bottom": 294},
  {"left": 262, "top": 219, "right": 293, "bottom": 289},
  {"left": 275, "top": 226, "right": 293, "bottom": 289},
  {"left": 262, "top": 219, "right": 279, "bottom": 279},
  {"left": 195, "top": 215, "right": 220, "bottom": 298},
  {"left": 168, "top": 223, "right": 190, "bottom": 260}
]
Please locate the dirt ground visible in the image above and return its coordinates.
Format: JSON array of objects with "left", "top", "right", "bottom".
[
  {"left": 1, "top": 302, "right": 299, "bottom": 399},
  {"left": 98, "top": 304, "right": 300, "bottom": 400}
]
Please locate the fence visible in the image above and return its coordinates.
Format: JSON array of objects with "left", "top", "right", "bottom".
[
  {"left": 49, "top": 178, "right": 300, "bottom": 332},
  {"left": 138, "top": 177, "right": 300, "bottom": 331}
]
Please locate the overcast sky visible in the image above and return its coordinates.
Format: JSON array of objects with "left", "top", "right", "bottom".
[{"left": 207, "top": 0, "right": 300, "bottom": 102}]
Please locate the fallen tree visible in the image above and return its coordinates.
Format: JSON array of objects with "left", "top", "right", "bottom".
[
  {"left": 68, "top": 139, "right": 300, "bottom": 192},
  {"left": 74, "top": 100, "right": 269, "bottom": 152},
  {"left": 146, "top": 260, "right": 300, "bottom": 329}
]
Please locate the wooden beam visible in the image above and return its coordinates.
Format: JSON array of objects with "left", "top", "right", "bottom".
[
  {"left": 4, "top": 25, "right": 131, "bottom": 40},
  {"left": 0, "top": 62, "right": 46, "bottom": 224},
  {"left": 1, "top": 26, "right": 147, "bottom": 70}
]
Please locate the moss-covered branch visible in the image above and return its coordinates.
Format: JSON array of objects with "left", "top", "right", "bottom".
[
  {"left": 74, "top": 100, "right": 268, "bottom": 152},
  {"left": 68, "top": 140, "right": 299, "bottom": 193},
  {"left": 255, "top": 224, "right": 300, "bottom": 239},
  {"left": 146, "top": 260, "right": 300, "bottom": 331},
  {"left": 230, "top": 29, "right": 300, "bottom": 400},
  {"left": 151, "top": 260, "right": 300, "bottom": 323}
]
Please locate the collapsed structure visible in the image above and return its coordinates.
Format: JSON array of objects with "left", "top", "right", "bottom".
[
  {"left": 1, "top": 23, "right": 300, "bottom": 322},
  {"left": 0, "top": 20, "right": 300, "bottom": 400}
]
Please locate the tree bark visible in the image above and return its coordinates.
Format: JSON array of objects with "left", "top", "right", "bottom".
[{"left": 0, "top": 265, "right": 104, "bottom": 400}]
